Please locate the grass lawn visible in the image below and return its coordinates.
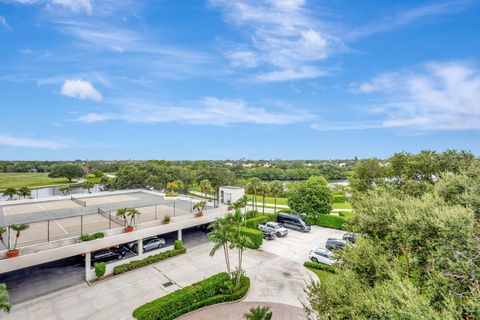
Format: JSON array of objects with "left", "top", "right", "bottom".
[
  {"left": 306, "top": 267, "right": 333, "bottom": 282},
  {"left": 0, "top": 172, "right": 69, "bottom": 191},
  {"left": 332, "top": 202, "right": 352, "bottom": 209},
  {"left": 247, "top": 194, "right": 289, "bottom": 206}
]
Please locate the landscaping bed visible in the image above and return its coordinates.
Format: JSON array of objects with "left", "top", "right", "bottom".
[{"left": 132, "top": 272, "right": 250, "bottom": 320}]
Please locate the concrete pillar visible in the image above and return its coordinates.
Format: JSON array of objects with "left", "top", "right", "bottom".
[
  {"left": 177, "top": 229, "right": 182, "bottom": 241},
  {"left": 137, "top": 239, "right": 143, "bottom": 256},
  {"left": 85, "top": 252, "right": 91, "bottom": 282}
]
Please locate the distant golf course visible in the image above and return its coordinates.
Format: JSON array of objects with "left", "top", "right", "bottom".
[{"left": 0, "top": 172, "right": 70, "bottom": 191}]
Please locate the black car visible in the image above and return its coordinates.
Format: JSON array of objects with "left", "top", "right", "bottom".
[
  {"left": 91, "top": 247, "right": 126, "bottom": 265},
  {"left": 325, "top": 238, "right": 348, "bottom": 251},
  {"left": 258, "top": 224, "right": 276, "bottom": 240},
  {"left": 276, "top": 213, "right": 311, "bottom": 232},
  {"left": 343, "top": 232, "right": 356, "bottom": 243}
]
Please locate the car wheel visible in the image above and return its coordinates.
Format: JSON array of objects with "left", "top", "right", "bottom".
[
  {"left": 277, "top": 232, "right": 282, "bottom": 237},
  {"left": 312, "top": 257, "right": 318, "bottom": 263}
]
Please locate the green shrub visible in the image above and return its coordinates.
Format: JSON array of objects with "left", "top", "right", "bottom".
[
  {"left": 245, "top": 210, "right": 258, "bottom": 219},
  {"left": 132, "top": 272, "right": 250, "bottom": 320},
  {"left": 80, "top": 232, "right": 105, "bottom": 241},
  {"left": 276, "top": 208, "right": 292, "bottom": 213},
  {"left": 244, "top": 213, "right": 277, "bottom": 229},
  {"left": 95, "top": 262, "right": 106, "bottom": 277},
  {"left": 316, "top": 214, "right": 347, "bottom": 230},
  {"left": 174, "top": 239, "right": 184, "bottom": 250},
  {"left": 332, "top": 194, "right": 347, "bottom": 203},
  {"left": 114, "top": 247, "right": 186, "bottom": 275},
  {"left": 239, "top": 227, "right": 263, "bottom": 249},
  {"left": 304, "top": 261, "right": 336, "bottom": 274}
]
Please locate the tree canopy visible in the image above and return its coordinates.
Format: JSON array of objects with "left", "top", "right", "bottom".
[
  {"left": 48, "top": 164, "right": 84, "bottom": 182},
  {"left": 287, "top": 176, "right": 332, "bottom": 222}
]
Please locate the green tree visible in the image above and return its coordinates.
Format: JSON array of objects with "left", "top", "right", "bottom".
[
  {"left": 269, "top": 181, "right": 284, "bottom": 212},
  {"left": 93, "top": 170, "right": 104, "bottom": 178},
  {"left": 0, "top": 226, "right": 8, "bottom": 249},
  {"left": 349, "top": 158, "right": 384, "bottom": 192},
  {"left": 48, "top": 164, "right": 84, "bottom": 182},
  {"left": 287, "top": 176, "right": 332, "bottom": 223},
  {"left": 59, "top": 185, "right": 72, "bottom": 196},
  {"left": 3, "top": 188, "right": 17, "bottom": 200},
  {"left": 81, "top": 181, "right": 94, "bottom": 194},
  {"left": 0, "top": 283, "right": 11, "bottom": 313},
  {"left": 196, "top": 166, "right": 235, "bottom": 198},
  {"left": 230, "top": 208, "right": 253, "bottom": 285},
  {"left": 258, "top": 182, "right": 270, "bottom": 214},
  {"left": 199, "top": 179, "right": 213, "bottom": 198},
  {"left": 126, "top": 208, "right": 141, "bottom": 227},
  {"left": 10, "top": 224, "right": 29, "bottom": 251},
  {"left": 246, "top": 177, "right": 262, "bottom": 213},
  {"left": 244, "top": 306, "right": 272, "bottom": 320},
  {"left": 99, "top": 175, "right": 112, "bottom": 190},
  {"left": 17, "top": 186, "right": 31, "bottom": 198},
  {"left": 208, "top": 216, "right": 233, "bottom": 274}
]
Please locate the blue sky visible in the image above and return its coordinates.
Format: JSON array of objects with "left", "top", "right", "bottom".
[{"left": 0, "top": 0, "right": 479, "bottom": 160}]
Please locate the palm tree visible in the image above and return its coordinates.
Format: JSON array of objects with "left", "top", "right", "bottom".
[
  {"left": 230, "top": 208, "right": 253, "bottom": 285},
  {"left": 269, "top": 181, "right": 284, "bottom": 213},
  {"left": 208, "top": 216, "right": 234, "bottom": 274},
  {"left": 17, "top": 186, "right": 31, "bottom": 199},
  {"left": 82, "top": 181, "right": 94, "bottom": 194},
  {"left": 199, "top": 179, "right": 212, "bottom": 199},
  {"left": 10, "top": 224, "right": 29, "bottom": 251},
  {"left": 246, "top": 178, "right": 261, "bottom": 214},
  {"left": 126, "top": 208, "right": 141, "bottom": 227},
  {"left": 3, "top": 188, "right": 17, "bottom": 200},
  {"left": 0, "top": 283, "right": 11, "bottom": 313},
  {"left": 244, "top": 306, "right": 272, "bottom": 320},
  {"left": 258, "top": 182, "right": 270, "bottom": 215},
  {"left": 0, "top": 226, "right": 8, "bottom": 249},
  {"left": 59, "top": 185, "right": 72, "bottom": 196},
  {"left": 116, "top": 208, "right": 128, "bottom": 226}
]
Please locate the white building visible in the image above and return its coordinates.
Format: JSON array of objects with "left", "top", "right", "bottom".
[{"left": 218, "top": 186, "right": 245, "bottom": 205}]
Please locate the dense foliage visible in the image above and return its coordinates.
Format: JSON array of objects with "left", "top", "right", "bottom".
[
  {"left": 303, "top": 261, "right": 336, "bottom": 274},
  {"left": 0, "top": 283, "right": 10, "bottom": 313},
  {"left": 306, "top": 152, "right": 480, "bottom": 319},
  {"left": 94, "top": 262, "right": 106, "bottom": 278},
  {"left": 132, "top": 272, "right": 250, "bottom": 320},
  {"left": 113, "top": 246, "right": 186, "bottom": 275},
  {"left": 79, "top": 232, "right": 104, "bottom": 241},
  {"left": 48, "top": 164, "right": 85, "bottom": 182},
  {"left": 288, "top": 176, "right": 332, "bottom": 223}
]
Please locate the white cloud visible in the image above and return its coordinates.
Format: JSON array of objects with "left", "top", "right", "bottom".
[
  {"left": 0, "top": 134, "right": 69, "bottom": 149},
  {"left": 61, "top": 78, "right": 102, "bottom": 101},
  {"left": 319, "top": 61, "right": 480, "bottom": 131},
  {"left": 0, "top": 16, "right": 12, "bottom": 31},
  {"left": 76, "top": 97, "right": 314, "bottom": 125},
  {"left": 49, "top": 0, "right": 92, "bottom": 13},
  {"left": 211, "top": 0, "right": 341, "bottom": 82}
]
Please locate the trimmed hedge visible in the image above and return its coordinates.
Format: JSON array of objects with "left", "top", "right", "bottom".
[
  {"left": 80, "top": 232, "right": 104, "bottom": 242},
  {"left": 276, "top": 208, "right": 292, "bottom": 213},
  {"left": 113, "top": 247, "right": 186, "bottom": 275},
  {"left": 316, "top": 214, "right": 347, "bottom": 230},
  {"left": 332, "top": 194, "right": 347, "bottom": 203},
  {"left": 338, "top": 211, "right": 353, "bottom": 218},
  {"left": 245, "top": 210, "right": 258, "bottom": 219},
  {"left": 95, "top": 262, "right": 106, "bottom": 277},
  {"left": 304, "top": 261, "right": 336, "bottom": 274},
  {"left": 239, "top": 227, "right": 263, "bottom": 249},
  {"left": 174, "top": 239, "right": 184, "bottom": 250},
  {"left": 244, "top": 213, "right": 277, "bottom": 229},
  {"left": 132, "top": 272, "right": 250, "bottom": 320}
]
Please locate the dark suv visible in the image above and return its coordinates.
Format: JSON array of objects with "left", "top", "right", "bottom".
[
  {"left": 325, "top": 238, "right": 348, "bottom": 251},
  {"left": 343, "top": 232, "right": 356, "bottom": 243},
  {"left": 91, "top": 247, "right": 126, "bottom": 265},
  {"left": 276, "top": 213, "right": 311, "bottom": 232}
]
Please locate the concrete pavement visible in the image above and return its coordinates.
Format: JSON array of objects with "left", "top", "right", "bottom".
[{"left": 2, "top": 226, "right": 345, "bottom": 320}]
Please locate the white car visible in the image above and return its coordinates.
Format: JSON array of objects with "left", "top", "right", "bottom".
[
  {"left": 265, "top": 222, "right": 288, "bottom": 237},
  {"left": 309, "top": 248, "right": 336, "bottom": 265}
]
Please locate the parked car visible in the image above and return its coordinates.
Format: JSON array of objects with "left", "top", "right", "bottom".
[
  {"left": 325, "top": 238, "right": 348, "bottom": 251},
  {"left": 131, "top": 237, "right": 166, "bottom": 253},
  {"left": 91, "top": 247, "right": 126, "bottom": 265},
  {"left": 309, "top": 248, "right": 336, "bottom": 265},
  {"left": 258, "top": 224, "right": 276, "bottom": 240},
  {"left": 264, "top": 222, "right": 288, "bottom": 237},
  {"left": 276, "top": 213, "right": 311, "bottom": 232},
  {"left": 343, "top": 232, "right": 356, "bottom": 243}
]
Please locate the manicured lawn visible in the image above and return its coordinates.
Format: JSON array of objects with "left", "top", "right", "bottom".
[
  {"left": 306, "top": 267, "right": 333, "bottom": 282},
  {"left": 0, "top": 172, "right": 69, "bottom": 190},
  {"left": 247, "top": 194, "right": 289, "bottom": 205},
  {"left": 332, "top": 202, "right": 352, "bottom": 209}
]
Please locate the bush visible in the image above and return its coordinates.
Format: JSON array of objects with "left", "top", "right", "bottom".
[
  {"left": 114, "top": 247, "right": 186, "bottom": 275},
  {"left": 80, "top": 232, "right": 105, "bottom": 241},
  {"left": 315, "top": 214, "right": 347, "bottom": 230},
  {"left": 245, "top": 210, "right": 258, "bottom": 219},
  {"left": 244, "top": 214, "right": 277, "bottom": 229},
  {"left": 304, "top": 261, "right": 336, "bottom": 274},
  {"left": 132, "top": 272, "right": 250, "bottom": 320},
  {"left": 174, "top": 239, "right": 184, "bottom": 250},
  {"left": 332, "top": 194, "right": 347, "bottom": 203},
  {"left": 239, "top": 227, "right": 263, "bottom": 249},
  {"left": 95, "top": 262, "right": 106, "bottom": 277}
]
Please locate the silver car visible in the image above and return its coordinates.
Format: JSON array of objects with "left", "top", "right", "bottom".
[
  {"left": 265, "top": 222, "right": 288, "bottom": 237},
  {"left": 131, "top": 237, "right": 166, "bottom": 253}
]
